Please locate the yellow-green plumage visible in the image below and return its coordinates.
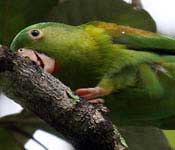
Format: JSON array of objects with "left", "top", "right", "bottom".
[{"left": 10, "top": 21, "right": 175, "bottom": 129}]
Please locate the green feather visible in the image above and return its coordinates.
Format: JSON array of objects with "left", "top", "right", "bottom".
[
  {"left": 10, "top": 21, "right": 175, "bottom": 128},
  {"left": 139, "top": 64, "right": 163, "bottom": 99},
  {"left": 85, "top": 21, "right": 175, "bottom": 52}
]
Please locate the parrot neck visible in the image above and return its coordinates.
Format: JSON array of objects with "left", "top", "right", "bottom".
[
  {"left": 54, "top": 45, "right": 116, "bottom": 90},
  {"left": 54, "top": 26, "right": 116, "bottom": 89}
]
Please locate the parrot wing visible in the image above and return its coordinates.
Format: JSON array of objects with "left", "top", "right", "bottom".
[{"left": 83, "top": 21, "right": 175, "bottom": 54}]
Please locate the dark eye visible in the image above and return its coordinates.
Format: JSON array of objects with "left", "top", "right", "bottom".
[
  {"left": 31, "top": 30, "right": 40, "bottom": 37},
  {"left": 29, "top": 29, "right": 43, "bottom": 40},
  {"left": 18, "top": 48, "right": 23, "bottom": 52}
]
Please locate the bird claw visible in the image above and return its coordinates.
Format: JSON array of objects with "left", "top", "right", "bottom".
[
  {"left": 88, "top": 98, "right": 104, "bottom": 104},
  {"left": 75, "top": 87, "right": 106, "bottom": 103}
]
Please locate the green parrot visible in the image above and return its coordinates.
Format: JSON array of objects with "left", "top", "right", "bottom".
[{"left": 10, "top": 21, "right": 175, "bottom": 129}]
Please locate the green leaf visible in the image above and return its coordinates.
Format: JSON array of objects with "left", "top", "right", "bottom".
[
  {"left": 0, "top": 0, "right": 57, "bottom": 45},
  {"left": 120, "top": 126, "right": 171, "bottom": 150},
  {"left": 0, "top": 128, "right": 22, "bottom": 150},
  {"left": 46, "top": 0, "right": 156, "bottom": 31},
  {"left": 163, "top": 130, "right": 175, "bottom": 149},
  {"left": 0, "top": 110, "right": 65, "bottom": 147}
]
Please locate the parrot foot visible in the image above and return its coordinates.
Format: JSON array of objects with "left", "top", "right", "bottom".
[
  {"left": 75, "top": 87, "right": 107, "bottom": 103},
  {"left": 86, "top": 98, "right": 104, "bottom": 104}
]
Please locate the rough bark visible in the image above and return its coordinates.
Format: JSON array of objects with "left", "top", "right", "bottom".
[{"left": 0, "top": 46, "right": 128, "bottom": 150}]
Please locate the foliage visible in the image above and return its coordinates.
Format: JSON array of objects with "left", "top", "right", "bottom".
[
  {"left": 0, "top": 128, "right": 20, "bottom": 150},
  {"left": 0, "top": 111, "right": 63, "bottom": 149},
  {"left": 164, "top": 130, "right": 175, "bottom": 150}
]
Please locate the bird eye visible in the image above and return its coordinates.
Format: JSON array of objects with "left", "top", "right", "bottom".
[
  {"left": 31, "top": 30, "right": 40, "bottom": 37},
  {"left": 18, "top": 48, "right": 23, "bottom": 52},
  {"left": 29, "top": 29, "right": 43, "bottom": 40}
]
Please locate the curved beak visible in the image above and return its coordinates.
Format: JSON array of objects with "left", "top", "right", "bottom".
[{"left": 17, "top": 48, "right": 58, "bottom": 74}]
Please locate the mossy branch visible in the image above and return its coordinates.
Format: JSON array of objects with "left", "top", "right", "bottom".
[{"left": 0, "top": 46, "right": 128, "bottom": 150}]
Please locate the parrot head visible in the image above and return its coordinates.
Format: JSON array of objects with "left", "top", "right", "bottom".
[
  {"left": 10, "top": 22, "right": 72, "bottom": 74},
  {"left": 10, "top": 22, "right": 101, "bottom": 75},
  {"left": 10, "top": 22, "right": 109, "bottom": 88}
]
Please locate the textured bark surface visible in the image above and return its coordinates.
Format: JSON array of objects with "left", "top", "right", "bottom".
[{"left": 0, "top": 46, "right": 127, "bottom": 150}]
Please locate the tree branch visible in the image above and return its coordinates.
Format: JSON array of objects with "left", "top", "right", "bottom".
[
  {"left": 0, "top": 46, "right": 128, "bottom": 150},
  {"left": 132, "top": 0, "right": 142, "bottom": 9}
]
